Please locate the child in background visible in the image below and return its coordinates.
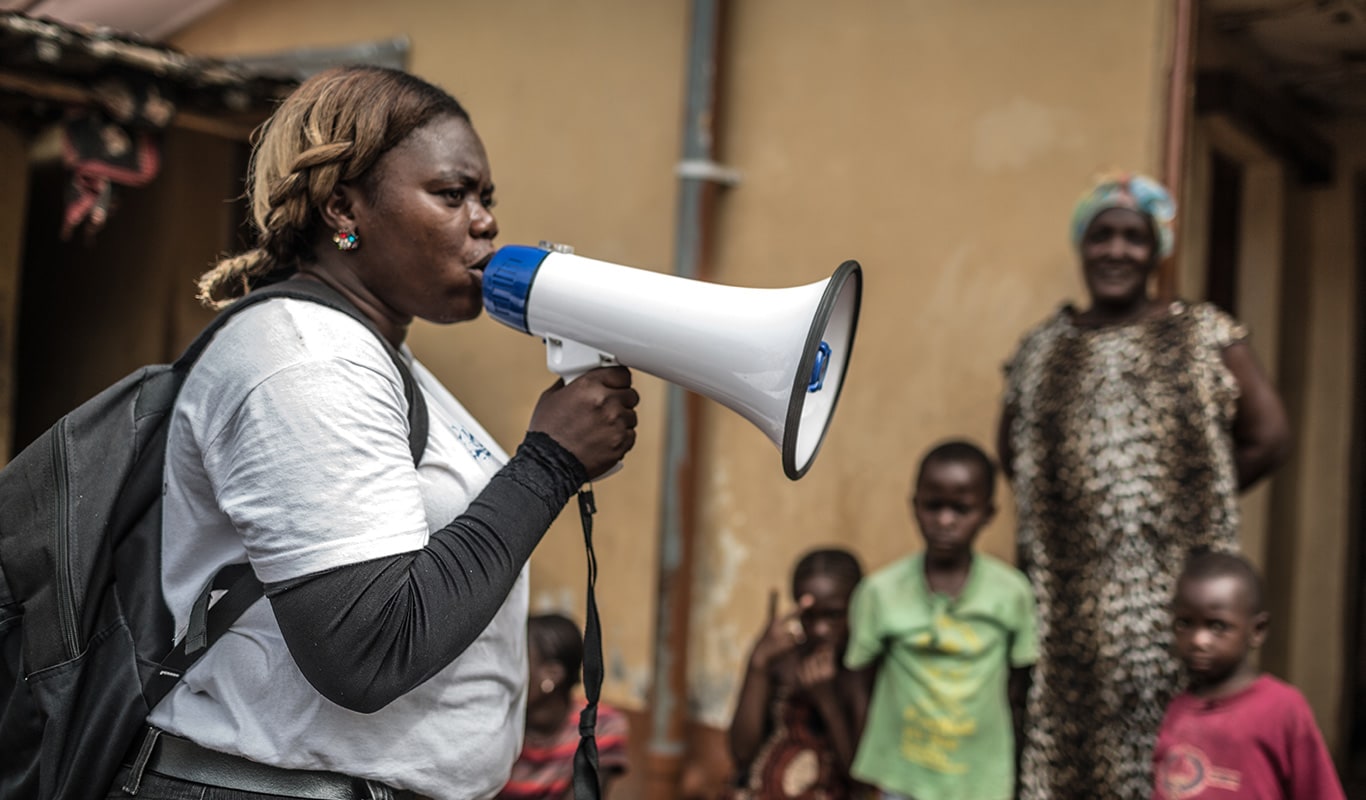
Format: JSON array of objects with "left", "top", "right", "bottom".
[
  {"left": 728, "top": 548, "right": 868, "bottom": 799},
  {"left": 846, "top": 440, "right": 1037, "bottom": 800},
  {"left": 497, "top": 613, "right": 630, "bottom": 800},
  {"left": 1152, "top": 551, "right": 1345, "bottom": 799}
]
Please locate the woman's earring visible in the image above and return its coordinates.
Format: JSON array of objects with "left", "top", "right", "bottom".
[
  {"left": 333, "top": 228, "right": 359, "bottom": 251},
  {"left": 540, "top": 678, "right": 555, "bottom": 694}
]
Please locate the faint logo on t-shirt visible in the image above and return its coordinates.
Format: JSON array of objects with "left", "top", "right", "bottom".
[
  {"left": 1157, "top": 744, "right": 1242, "bottom": 799},
  {"left": 452, "top": 424, "right": 493, "bottom": 462}
]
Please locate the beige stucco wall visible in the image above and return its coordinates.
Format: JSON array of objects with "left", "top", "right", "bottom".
[{"left": 171, "top": 0, "right": 1176, "bottom": 727}]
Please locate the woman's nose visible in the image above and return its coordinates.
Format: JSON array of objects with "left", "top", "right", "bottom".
[
  {"left": 1102, "top": 234, "right": 1128, "bottom": 258},
  {"left": 471, "top": 204, "right": 498, "bottom": 239}
]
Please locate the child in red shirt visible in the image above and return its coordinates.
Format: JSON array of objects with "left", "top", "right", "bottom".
[{"left": 1152, "top": 551, "right": 1345, "bottom": 799}]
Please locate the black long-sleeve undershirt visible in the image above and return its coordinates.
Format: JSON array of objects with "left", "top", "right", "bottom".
[{"left": 262, "top": 431, "right": 587, "bottom": 713}]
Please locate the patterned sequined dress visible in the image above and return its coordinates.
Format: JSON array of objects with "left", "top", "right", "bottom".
[{"left": 1002, "top": 301, "right": 1246, "bottom": 800}]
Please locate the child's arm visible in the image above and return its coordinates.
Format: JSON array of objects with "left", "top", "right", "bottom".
[
  {"left": 996, "top": 404, "right": 1017, "bottom": 481},
  {"left": 1009, "top": 664, "right": 1032, "bottom": 785},
  {"left": 810, "top": 658, "right": 876, "bottom": 775},
  {"left": 1006, "top": 575, "right": 1040, "bottom": 787},
  {"left": 728, "top": 590, "right": 804, "bottom": 770},
  {"left": 849, "top": 661, "right": 877, "bottom": 741},
  {"left": 1009, "top": 665, "right": 1030, "bottom": 725},
  {"left": 797, "top": 649, "right": 860, "bottom": 772},
  {"left": 838, "top": 577, "right": 883, "bottom": 773}
]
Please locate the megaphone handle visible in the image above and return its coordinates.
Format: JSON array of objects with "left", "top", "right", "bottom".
[
  {"left": 545, "top": 336, "right": 624, "bottom": 480},
  {"left": 545, "top": 336, "right": 619, "bottom": 383}
]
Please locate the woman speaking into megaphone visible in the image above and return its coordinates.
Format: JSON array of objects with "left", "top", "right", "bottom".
[{"left": 138, "top": 66, "right": 638, "bottom": 800}]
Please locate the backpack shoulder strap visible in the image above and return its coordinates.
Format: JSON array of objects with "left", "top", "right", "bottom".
[
  {"left": 178, "top": 279, "right": 429, "bottom": 465},
  {"left": 145, "top": 280, "right": 432, "bottom": 705},
  {"left": 143, "top": 562, "right": 262, "bottom": 707}
]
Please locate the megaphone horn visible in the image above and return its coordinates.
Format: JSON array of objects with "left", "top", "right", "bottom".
[{"left": 482, "top": 244, "right": 862, "bottom": 480}]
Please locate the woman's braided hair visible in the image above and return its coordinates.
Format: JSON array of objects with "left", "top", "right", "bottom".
[{"left": 197, "top": 66, "right": 469, "bottom": 308}]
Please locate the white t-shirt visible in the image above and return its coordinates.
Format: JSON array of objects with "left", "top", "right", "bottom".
[{"left": 149, "top": 299, "right": 527, "bottom": 799}]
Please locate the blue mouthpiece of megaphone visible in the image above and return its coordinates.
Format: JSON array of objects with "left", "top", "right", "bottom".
[{"left": 482, "top": 244, "right": 551, "bottom": 334}]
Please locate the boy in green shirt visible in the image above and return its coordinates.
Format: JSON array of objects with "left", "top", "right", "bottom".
[{"left": 845, "top": 440, "right": 1038, "bottom": 799}]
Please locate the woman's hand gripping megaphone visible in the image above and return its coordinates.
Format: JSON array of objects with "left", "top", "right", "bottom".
[{"left": 526, "top": 365, "right": 639, "bottom": 481}]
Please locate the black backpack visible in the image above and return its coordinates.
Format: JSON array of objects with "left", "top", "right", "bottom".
[{"left": 0, "top": 280, "right": 428, "bottom": 800}]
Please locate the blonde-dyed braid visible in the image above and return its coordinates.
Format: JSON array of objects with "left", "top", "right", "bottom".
[
  {"left": 196, "top": 65, "right": 470, "bottom": 308},
  {"left": 197, "top": 139, "right": 362, "bottom": 309}
]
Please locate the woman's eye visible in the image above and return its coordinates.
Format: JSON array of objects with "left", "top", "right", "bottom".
[{"left": 442, "top": 189, "right": 466, "bottom": 203}]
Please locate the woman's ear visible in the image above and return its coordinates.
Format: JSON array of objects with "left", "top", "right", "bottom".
[{"left": 319, "top": 183, "right": 362, "bottom": 232}]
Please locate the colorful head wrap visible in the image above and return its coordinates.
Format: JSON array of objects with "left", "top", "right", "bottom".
[{"left": 1069, "top": 172, "right": 1176, "bottom": 259}]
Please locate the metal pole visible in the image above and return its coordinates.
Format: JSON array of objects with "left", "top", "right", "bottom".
[
  {"left": 1159, "top": 0, "right": 1196, "bottom": 301},
  {"left": 645, "top": 1, "right": 729, "bottom": 797}
]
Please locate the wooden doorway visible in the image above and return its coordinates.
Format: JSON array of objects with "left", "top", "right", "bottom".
[{"left": 1346, "top": 175, "right": 1366, "bottom": 789}]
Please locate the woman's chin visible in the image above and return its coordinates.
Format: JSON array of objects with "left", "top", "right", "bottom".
[
  {"left": 427, "top": 301, "right": 484, "bottom": 325},
  {"left": 1088, "top": 286, "right": 1148, "bottom": 310}
]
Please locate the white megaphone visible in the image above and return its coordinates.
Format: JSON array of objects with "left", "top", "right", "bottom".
[{"left": 482, "top": 243, "right": 862, "bottom": 480}]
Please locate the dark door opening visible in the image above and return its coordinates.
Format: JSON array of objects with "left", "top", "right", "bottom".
[
  {"left": 1205, "top": 150, "right": 1243, "bottom": 316},
  {"left": 11, "top": 130, "right": 247, "bottom": 456}
]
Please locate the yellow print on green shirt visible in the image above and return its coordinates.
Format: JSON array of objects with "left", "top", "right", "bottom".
[
  {"left": 899, "top": 610, "right": 985, "bottom": 773},
  {"left": 900, "top": 701, "right": 977, "bottom": 773},
  {"left": 909, "top": 611, "right": 984, "bottom": 656}
]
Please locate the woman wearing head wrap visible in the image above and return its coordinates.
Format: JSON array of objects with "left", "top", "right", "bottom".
[{"left": 995, "top": 173, "right": 1291, "bottom": 800}]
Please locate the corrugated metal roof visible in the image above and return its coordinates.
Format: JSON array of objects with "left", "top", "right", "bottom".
[{"left": 0, "top": 9, "right": 296, "bottom": 136}]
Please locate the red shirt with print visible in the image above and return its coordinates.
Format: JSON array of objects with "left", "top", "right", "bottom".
[
  {"left": 1152, "top": 674, "right": 1345, "bottom": 800},
  {"left": 498, "top": 699, "right": 629, "bottom": 800}
]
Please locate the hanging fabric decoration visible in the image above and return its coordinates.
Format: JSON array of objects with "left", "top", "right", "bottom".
[{"left": 59, "top": 81, "right": 174, "bottom": 239}]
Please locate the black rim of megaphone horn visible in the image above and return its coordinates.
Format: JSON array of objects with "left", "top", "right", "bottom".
[{"left": 782, "top": 260, "right": 862, "bottom": 481}]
